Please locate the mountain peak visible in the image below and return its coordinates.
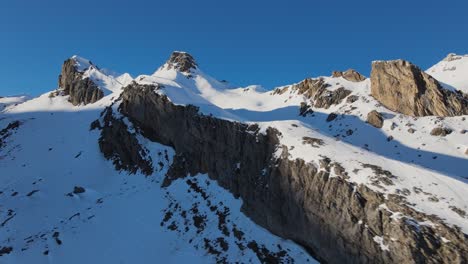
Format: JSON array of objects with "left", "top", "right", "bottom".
[
  {"left": 70, "top": 55, "right": 97, "bottom": 72},
  {"left": 164, "top": 51, "right": 198, "bottom": 73}
]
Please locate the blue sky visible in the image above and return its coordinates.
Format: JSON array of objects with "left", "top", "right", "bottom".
[{"left": 1, "top": 0, "right": 467, "bottom": 96}]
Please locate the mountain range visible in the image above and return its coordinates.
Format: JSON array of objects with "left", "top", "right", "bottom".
[{"left": 0, "top": 51, "right": 467, "bottom": 263}]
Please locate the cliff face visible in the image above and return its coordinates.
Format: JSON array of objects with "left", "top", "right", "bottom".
[
  {"left": 58, "top": 58, "right": 103, "bottom": 105},
  {"left": 98, "top": 83, "right": 468, "bottom": 264},
  {"left": 370, "top": 60, "right": 468, "bottom": 116}
]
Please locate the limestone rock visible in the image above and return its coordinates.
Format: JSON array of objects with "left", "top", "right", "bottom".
[
  {"left": 367, "top": 110, "right": 384, "bottom": 128},
  {"left": 332, "top": 69, "right": 366, "bottom": 82},
  {"left": 370, "top": 60, "right": 468, "bottom": 116},
  {"left": 58, "top": 58, "right": 103, "bottom": 105}
]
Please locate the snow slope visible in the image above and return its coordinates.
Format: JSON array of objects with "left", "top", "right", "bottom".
[
  {"left": 427, "top": 53, "right": 468, "bottom": 93},
  {"left": 0, "top": 95, "right": 31, "bottom": 112},
  {"left": 1, "top": 52, "right": 467, "bottom": 262}
]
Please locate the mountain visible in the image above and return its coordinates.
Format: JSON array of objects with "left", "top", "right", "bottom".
[{"left": 0, "top": 51, "right": 467, "bottom": 263}]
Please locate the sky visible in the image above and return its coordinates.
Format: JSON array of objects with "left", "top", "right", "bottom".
[{"left": 1, "top": 0, "right": 467, "bottom": 96}]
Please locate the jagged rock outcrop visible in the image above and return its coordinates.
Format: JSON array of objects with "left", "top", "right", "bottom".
[
  {"left": 370, "top": 60, "right": 468, "bottom": 116},
  {"left": 367, "top": 110, "right": 384, "bottom": 128},
  {"left": 163, "top": 51, "right": 198, "bottom": 73},
  {"left": 332, "top": 69, "right": 366, "bottom": 82},
  {"left": 287, "top": 78, "right": 352, "bottom": 109},
  {"left": 101, "top": 83, "right": 468, "bottom": 264},
  {"left": 57, "top": 58, "right": 103, "bottom": 105}
]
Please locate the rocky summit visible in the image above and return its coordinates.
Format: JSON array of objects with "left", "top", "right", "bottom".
[
  {"left": 1, "top": 51, "right": 467, "bottom": 264},
  {"left": 162, "top": 51, "right": 198, "bottom": 73}
]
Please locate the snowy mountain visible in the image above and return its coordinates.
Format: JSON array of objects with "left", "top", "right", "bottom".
[{"left": 0, "top": 52, "right": 467, "bottom": 263}]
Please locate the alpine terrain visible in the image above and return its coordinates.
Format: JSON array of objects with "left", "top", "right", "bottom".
[{"left": 0, "top": 51, "right": 467, "bottom": 263}]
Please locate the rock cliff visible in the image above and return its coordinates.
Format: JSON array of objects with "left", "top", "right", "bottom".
[
  {"left": 98, "top": 83, "right": 468, "bottom": 264},
  {"left": 370, "top": 60, "right": 468, "bottom": 116}
]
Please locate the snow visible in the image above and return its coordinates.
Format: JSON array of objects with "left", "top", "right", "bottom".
[
  {"left": 373, "top": 236, "right": 390, "bottom": 251},
  {"left": 427, "top": 53, "right": 468, "bottom": 93},
  {"left": 0, "top": 95, "right": 31, "bottom": 112}
]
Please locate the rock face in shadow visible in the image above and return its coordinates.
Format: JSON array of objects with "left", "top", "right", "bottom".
[
  {"left": 332, "top": 69, "right": 366, "bottom": 82},
  {"left": 370, "top": 60, "right": 468, "bottom": 116},
  {"left": 58, "top": 58, "right": 103, "bottom": 105},
  {"left": 101, "top": 82, "right": 468, "bottom": 264},
  {"left": 96, "top": 106, "right": 153, "bottom": 175}
]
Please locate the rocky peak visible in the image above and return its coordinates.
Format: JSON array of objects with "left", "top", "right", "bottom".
[
  {"left": 370, "top": 59, "right": 468, "bottom": 116},
  {"left": 332, "top": 69, "right": 366, "bottom": 82},
  {"left": 56, "top": 56, "right": 103, "bottom": 106},
  {"left": 163, "top": 51, "right": 198, "bottom": 73}
]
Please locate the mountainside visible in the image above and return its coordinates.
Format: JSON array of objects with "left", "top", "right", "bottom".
[{"left": 0, "top": 52, "right": 467, "bottom": 263}]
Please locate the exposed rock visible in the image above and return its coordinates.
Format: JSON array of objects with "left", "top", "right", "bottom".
[
  {"left": 289, "top": 78, "right": 352, "bottom": 109},
  {"left": 299, "top": 102, "right": 313, "bottom": 117},
  {"left": 430, "top": 127, "right": 452, "bottom": 137},
  {"left": 370, "top": 60, "right": 468, "bottom": 116},
  {"left": 73, "top": 186, "right": 85, "bottom": 194},
  {"left": 302, "top": 137, "right": 324, "bottom": 148},
  {"left": 346, "top": 95, "right": 359, "bottom": 103},
  {"left": 163, "top": 51, "right": 198, "bottom": 73},
  {"left": 367, "top": 110, "right": 384, "bottom": 128},
  {"left": 0, "top": 121, "right": 21, "bottom": 149},
  {"left": 408, "top": 128, "right": 416, "bottom": 134},
  {"left": 332, "top": 69, "right": 366, "bottom": 82},
  {"left": 326, "top": 113, "right": 338, "bottom": 122},
  {"left": 0, "top": 246, "right": 13, "bottom": 256},
  {"left": 105, "top": 83, "right": 468, "bottom": 264},
  {"left": 58, "top": 58, "right": 103, "bottom": 106}
]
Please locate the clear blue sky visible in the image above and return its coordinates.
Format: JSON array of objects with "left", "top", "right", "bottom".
[{"left": 1, "top": 0, "right": 467, "bottom": 96}]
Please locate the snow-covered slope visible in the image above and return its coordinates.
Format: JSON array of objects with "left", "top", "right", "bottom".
[
  {"left": 0, "top": 95, "right": 31, "bottom": 112},
  {"left": 1, "top": 52, "right": 467, "bottom": 263},
  {"left": 427, "top": 53, "right": 468, "bottom": 93}
]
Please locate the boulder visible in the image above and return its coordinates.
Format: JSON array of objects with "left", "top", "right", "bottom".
[
  {"left": 370, "top": 60, "right": 468, "bottom": 116},
  {"left": 367, "top": 110, "right": 384, "bottom": 128},
  {"left": 430, "top": 127, "right": 452, "bottom": 137}
]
